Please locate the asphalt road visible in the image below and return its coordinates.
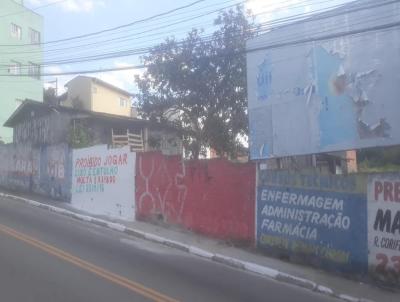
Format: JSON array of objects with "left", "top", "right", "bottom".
[{"left": 0, "top": 196, "right": 338, "bottom": 302}]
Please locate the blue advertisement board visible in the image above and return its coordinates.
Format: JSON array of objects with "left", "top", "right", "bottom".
[
  {"left": 247, "top": 1, "right": 400, "bottom": 159},
  {"left": 257, "top": 170, "right": 368, "bottom": 274}
]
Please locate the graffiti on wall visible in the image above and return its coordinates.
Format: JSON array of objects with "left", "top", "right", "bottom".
[
  {"left": 13, "top": 156, "right": 39, "bottom": 177},
  {"left": 257, "top": 169, "right": 368, "bottom": 273},
  {"left": 15, "top": 116, "right": 51, "bottom": 144},
  {"left": 8, "top": 145, "right": 41, "bottom": 190},
  {"left": 39, "top": 144, "right": 71, "bottom": 200},
  {"left": 136, "top": 153, "right": 255, "bottom": 242},
  {"left": 368, "top": 173, "right": 400, "bottom": 281},
  {"left": 0, "top": 144, "right": 71, "bottom": 200},
  {"left": 71, "top": 145, "right": 136, "bottom": 221},
  {"left": 46, "top": 145, "right": 66, "bottom": 180},
  {"left": 137, "top": 154, "right": 187, "bottom": 222}
]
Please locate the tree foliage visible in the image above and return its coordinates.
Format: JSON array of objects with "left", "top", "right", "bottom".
[
  {"left": 135, "top": 6, "right": 255, "bottom": 159},
  {"left": 358, "top": 146, "right": 400, "bottom": 172},
  {"left": 43, "top": 87, "right": 58, "bottom": 106},
  {"left": 68, "top": 123, "right": 91, "bottom": 148}
]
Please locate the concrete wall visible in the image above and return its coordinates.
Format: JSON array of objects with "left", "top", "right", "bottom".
[
  {"left": 136, "top": 152, "right": 256, "bottom": 243},
  {"left": 0, "top": 141, "right": 396, "bottom": 283},
  {"left": 71, "top": 145, "right": 136, "bottom": 221},
  {"left": 0, "top": 0, "right": 43, "bottom": 142},
  {"left": 0, "top": 143, "right": 71, "bottom": 200},
  {"left": 256, "top": 166, "right": 400, "bottom": 282}
]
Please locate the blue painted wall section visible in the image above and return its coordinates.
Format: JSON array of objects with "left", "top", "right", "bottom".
[
  {"left": 313, "top": 46, "right": 358, "bottom": 148},
  {"left": 256, "top": 56, "right": 272, "bottom": 102},
  {"left": 249, "top": 106, "right": 273, "bottom": 160},
  {"left": 0, "top": 143, "right": 72, "bottom": 201},
  {"left": 39, "top": 144, "right": 72, "bottom": 201},
  {"left": 257, "top": 169, "right": 368, "bottom": 274}
]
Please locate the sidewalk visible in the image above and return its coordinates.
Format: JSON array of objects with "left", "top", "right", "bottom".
[{"left": 1, "top": 189, "right": 398, "bottom": 302}]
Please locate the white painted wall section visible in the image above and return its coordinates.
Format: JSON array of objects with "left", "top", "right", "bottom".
[{"left": 71, "top": 145, "right": 136, "bottom": 221}]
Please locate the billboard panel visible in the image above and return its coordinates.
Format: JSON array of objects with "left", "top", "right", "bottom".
[
  {"left": 367, "top": 173, "right": 400, "bottom": 280},
  {"left": 247, "top": 1, "right": 400, "bottom": 160},
  {"left": 256, "top": 169, "right": 368, "bottom": 274}
]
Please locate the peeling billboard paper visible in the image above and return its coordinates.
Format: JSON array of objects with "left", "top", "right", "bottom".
[{"left": 247, "top": 1, "right": 400, "bottom": 159}]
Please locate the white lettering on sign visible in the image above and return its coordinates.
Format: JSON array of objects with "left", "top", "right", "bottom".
[{"left": 260, "top": 189, "right": 344, "bottom": 211}]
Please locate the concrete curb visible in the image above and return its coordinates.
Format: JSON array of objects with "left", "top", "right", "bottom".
[{"left": 0, "top": 192, "right": 373, "bottom": 302}]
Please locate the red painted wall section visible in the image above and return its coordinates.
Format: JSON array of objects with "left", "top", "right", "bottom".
[{"left": 136, "top": 152, "right": 256, "bottom": 243}]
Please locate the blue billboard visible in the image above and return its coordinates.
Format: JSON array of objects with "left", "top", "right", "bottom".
[
  {"left": 256, "top": 170, "right": 368, "bottom": 274},
  {"left": 247, "top": 0, "right": 400, "bottom": 159}
]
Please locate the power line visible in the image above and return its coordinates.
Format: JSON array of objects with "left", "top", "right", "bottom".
[
  {"left": 0, "top": 0, "right": 318, "bottom": 49},
  {"left": 2, "top": 0, "right": 244, "bottom": 53},
  {"left": 1, "top": 5, "right": 227, "bottom": 54},
  {"left": 2, "top": 0, "right": 330, "bottom": 56},
  {"left": 1, "top": 18, "right": 398, "bottom": 77},
  {"left": 0, "top": 0, "right": 69, "bottom": 18},
  {"left": 2, "top": 0, "right": 393, "bottom": 68},
  {"left": 0, "top": 14, "right": 390, "bottom": 78},
  {"left": 0, "top": 0, "right": 397, "bottom": 76},
  {"left": 0, "top": 0, "right": 209, "bottom": 47},
  {"left": 0, "top": 0, "right": 340, "bottom": 77},
  {"left": 248, "top": 3, "right": 400, "bottom": 49},
  {"left": 0, "top": 0, "right": 351, "bottom": 66},
  {"left": 0, "top": 64, "right": 145, "bottom": 77},
  {"left": 248, "top": 20, "right": 400, "bottom": 54},
  {"left": 0, "top": 0, "right": 322, "bottom": 53}
]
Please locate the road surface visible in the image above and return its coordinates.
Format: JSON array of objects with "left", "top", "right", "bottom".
[{"left": 0, "top": 195, "right": 337, "bottom": 302}]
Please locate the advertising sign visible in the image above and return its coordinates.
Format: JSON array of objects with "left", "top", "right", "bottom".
[
  {"left": 368, "top": 174, "right": 400, "bottom": 279},
  {"left": 71, "top": 145, "right": 136, "bottom": 221},
  {"left": 247, "top": 1, "right": 400, "bottom": 159},
  {"left": 257, "top": 169, "right": 368, "bottom": 273}
]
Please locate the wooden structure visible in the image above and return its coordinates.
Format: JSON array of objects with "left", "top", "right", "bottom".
[{"left": 111, "top": 129, "right": 144, "bottom": 152}]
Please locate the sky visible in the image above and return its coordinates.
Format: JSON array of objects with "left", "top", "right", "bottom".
[{"left": 22, "top": 0, "right": 353, "bottom": 95}]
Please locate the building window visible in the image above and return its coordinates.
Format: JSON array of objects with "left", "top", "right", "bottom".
[
  {"left": 120, "top": 97, "right": 128, "bottom": 107},
  {"left": 29, "top": 28, "right": 40, "bottom": 44},
  {"left": 28, "top": 62, "right": 40, "bottom": 79},
  {"left": 9, "top": 61, "right": 21, "bottom": 75},
  {"left": 11, "top": 23, "right": 22, "bottom": 40}
]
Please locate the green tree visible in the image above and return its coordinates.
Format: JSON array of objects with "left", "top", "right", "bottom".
[
  {"left": 68, "top": 123, "right": 91, "bottom": 148},
  {"left": 43, "top": 87, "right": 58, "bottom": 105},
  {"left": 135, "top": 6, "right": 255, "bottom": 159}
]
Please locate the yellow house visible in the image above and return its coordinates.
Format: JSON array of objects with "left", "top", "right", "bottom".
[{"left": 62, "top": 76, "right": 136, "bottom": 118}]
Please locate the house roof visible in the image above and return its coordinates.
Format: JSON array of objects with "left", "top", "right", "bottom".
[
  {"left": 64, "top": 75, "right": 133, "bottom": 97},
  {"left": 3, "top": 100, "right": 149, "bottom": 128}
]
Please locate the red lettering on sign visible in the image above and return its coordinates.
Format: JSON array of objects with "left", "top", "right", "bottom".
[
  {"left": 395, "top": 182, "right": 400, "bottom": 202},
  {"left": 375, "top": 181, "right": 400, "bottom": 202},
  {"left": 392, "top": 256, "right": 400, "bottom": 273},
  {"left": 376, "top": 253, "right": 388, "bottom": 272},
  {"left": 384, "top": 182, "right": 394, "bottom": 202},
  {"left": 375, "top": 181, "right": 383, "bottom": 201}
]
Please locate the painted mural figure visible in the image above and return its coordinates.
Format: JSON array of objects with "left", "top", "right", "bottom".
[{"left": 256, "top": 57, "right": 272, "bottom": 102}]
